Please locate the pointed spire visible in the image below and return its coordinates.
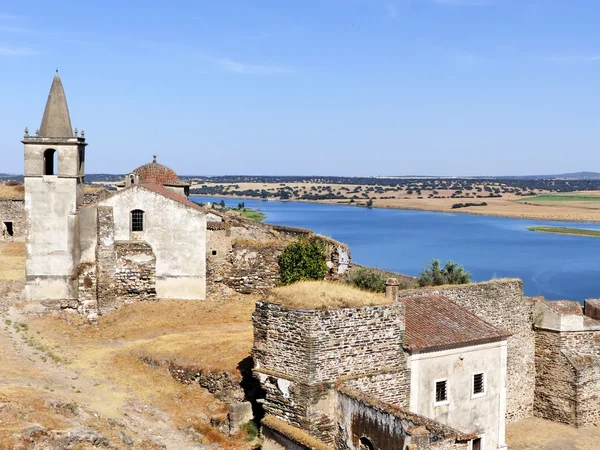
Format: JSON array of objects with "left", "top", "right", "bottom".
[{"left": 39, "top": 74, "right": 73, "bottom": 138}]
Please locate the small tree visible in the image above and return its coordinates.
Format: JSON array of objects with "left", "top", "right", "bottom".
[
  {"left": 237, "top": 202, "right": 245, "bottom": 210},
  {"left": 418, "top": 259, "right": 471, "bottom": 287},
  {"left": 219, "top": 199, "right": 226, "bottom": 208},
  {"left": 279, "top": 238, "right": 328, "bottom": 285},
  {"left": 366, "top": 198, "right": 374, "bottom": 208}
]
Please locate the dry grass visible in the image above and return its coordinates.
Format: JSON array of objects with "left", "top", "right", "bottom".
[
  {"left": 507, "top": 417, "right": 600, "bottom": 450},
  {"left": 262, "top": 415, "right": 332, "bottom": 450},
  {"left": 0, "top": 242, "right": 25, "bottom": 280},
  {"left": 233, "top": 237, "right": 291, "bottom": 248},
  {"left": 0, "top": 183, "right": 24, "bottom": 200},
  {"left": 23, "top": 297, "right": 259, "bottom": 449},
  {"left": 269, "top": 281, "right": 389, "bottom": 309}
]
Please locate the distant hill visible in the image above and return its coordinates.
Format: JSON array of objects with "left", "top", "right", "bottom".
[{"left": 501, "top": 172, "right": 600, "bottom": 180}]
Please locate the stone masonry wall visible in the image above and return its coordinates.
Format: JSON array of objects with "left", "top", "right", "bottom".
[
  {"left": 253, "top": 302, "right": 406, "bottom": 444},
  {"left": 335, "top": 390, "right": 469, "bottom": 450},
  {"left": 397, "top": 280, "right": 535, "bottom": 422},
  {"left": 342, "top": 371, "right": 410, "bottom": 409},
  {"left": 534, "top": 328, "right": 600, "bottom": 427},
  {"left": 77, "top": 263, "right": 97, "bottom": 316},
  {"left": 207, "top": 219, "right": 351, "bottom": 295},
  {"left": 574, "top": 355, "right": 600, "bottom": 427},
  {"left": 534, "top": 330, "right": 577, "bottom": 424},
  {"left": 95, "top": 206, "right": 116, "bottom": 315},
  {"left": 114, "top": 241, "right": 156, "bottom": 303},
  {"left": 0, "top": 200, "right": 25, "bottom": 241}
]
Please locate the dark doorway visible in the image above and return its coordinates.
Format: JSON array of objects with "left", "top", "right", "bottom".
[
  {"left": 3, "top": 222, "right": 13, "bottom": 237},
  {"left": 472, "top": 437, "right": 482, "bottom": 450},
  {"left": 359, "top": 437, "right": 374, "bottom": 450}
]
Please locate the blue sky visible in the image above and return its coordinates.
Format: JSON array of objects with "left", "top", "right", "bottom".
[{"left": 1, "top": 0, "right": 600, "bottom": 176}]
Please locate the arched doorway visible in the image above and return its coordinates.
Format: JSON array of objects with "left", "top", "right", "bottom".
[
  {"left": 359, "top": 437, "right": 374, "bottom": 450},
  {"left": 43, "top": 148, "right": 58, "bottom": 175}
]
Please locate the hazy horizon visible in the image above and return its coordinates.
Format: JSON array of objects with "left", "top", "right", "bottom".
[{"left": 2, "top": 1, "right": 600, "bottom": 176}]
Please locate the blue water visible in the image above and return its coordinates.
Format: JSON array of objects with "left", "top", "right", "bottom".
[{"left": 194, "top": 196, "right": 600, "bottom": 302}]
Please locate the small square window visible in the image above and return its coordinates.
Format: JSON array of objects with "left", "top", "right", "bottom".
[
  {"left": 435, "top": 380, "right": 448, "bottom": 404},
  {"left": 473, "top": 373, "right": 486, "bottom": 397},
  {"left": 211, "top": 250, "right": 217, "bottom": 256}
]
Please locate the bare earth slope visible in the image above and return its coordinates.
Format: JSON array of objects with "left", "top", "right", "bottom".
[{"left": 0, "top": 243, "right": 257, "bottom": 449}]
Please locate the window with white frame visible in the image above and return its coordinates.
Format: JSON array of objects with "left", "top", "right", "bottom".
[
  {"left": 472, "top": 372, "right": 486, "bottom": 398},
  {"left": 131, "top": 209, "right": 144, "bottom": 232},
  {"left": 434, "top": 379, "right": 448, "bottom": 405}
]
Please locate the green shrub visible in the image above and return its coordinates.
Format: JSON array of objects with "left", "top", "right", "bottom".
[
  {"left": 418, "top": 259, "right": 471, "bottom": 287},
  {"left": 241, "top": 421, "right": 259, "bottom": 441},
  {"left": 345, "top": 268, "right": 387, "bottom": 293},
  {"left": 279, "top": 238, "right": 328, "bottom": 285}
]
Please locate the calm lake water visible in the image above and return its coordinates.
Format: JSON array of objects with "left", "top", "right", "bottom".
[{"left": 194, "top": 196, "right": 600, "bottom": 302}]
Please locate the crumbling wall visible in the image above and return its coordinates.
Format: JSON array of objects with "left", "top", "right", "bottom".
[
  {"left": 397, "top": 280, "right": 535, "bottom": 422},
  {"left": 0, "top": 200, "right": 25, "bottom": 241},
  {"left": 77, "top": 262, "right": 97, "bottom": 316},
  {"left": 114, "top": 241, "right": 156, "bottom": 303},
  {"left": 207, "top": 219, "right": 351, "bottom": 295},
  {"left": 95, "top": 206, "right": 116, "bottom": 315},
  {"left": 335, "top": 390, "right": 469, "bottom": 450},
  {"left": 534, "top": 325, "right": 600, "bottom": 427},
  {"left": 253, "top": 302, "right": 407, "bottom": 443},
  {"left": 534, "top": 330, "right": 577, "bottom": 424}
]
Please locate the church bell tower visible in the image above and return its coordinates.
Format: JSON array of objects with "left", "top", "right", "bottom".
[{"left": 22, "top": 74, "right": 87, "bottom": 301}]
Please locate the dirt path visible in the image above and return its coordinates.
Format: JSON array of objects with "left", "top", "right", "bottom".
[
  {"left": 506, "top": 417, "right": 600, "bottom": 450},
  {"left": 0, "top": 304, "right": 211, "bottom": 449}
]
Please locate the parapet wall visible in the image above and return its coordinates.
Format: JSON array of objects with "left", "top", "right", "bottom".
[
  {"left": 253, "top": 302, "right": 406, "bottom": 384},
  {"left": 396, "top": 279, "right": 535, "bottom": 422}
]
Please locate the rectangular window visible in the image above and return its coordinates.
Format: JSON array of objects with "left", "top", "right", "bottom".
[
  {"left": 435, "top": 379, "right": 448, "bottom": 404},
  {"left": 131, "top": 210, "right": 144, "bottom": 232},
  {"left": 473, "top": 373, "right": 485, "bottom": 397}
]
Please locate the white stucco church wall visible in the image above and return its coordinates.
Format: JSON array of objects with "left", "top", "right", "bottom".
[{"left": 98, "top": 186, "right": 207, "bottom": 300}]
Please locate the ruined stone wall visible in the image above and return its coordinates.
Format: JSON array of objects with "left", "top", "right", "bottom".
[
  {"left": 225, "top": 241, "right": 281, "bottom": 294},
  {"left": 253, "top": 302, "right": 406, "bottom": 443},
  {"left": 207, "top": 219, "right": 351, "bottom": 295},
  {"left": 534, "top": 330, "right": 577, "bottom": 424},
  {"left": 77, "top": 263, "right": 97, "bottom": 316},
  {"left": 95, "top": 206, "right": 116, "bottom": 315},
  {"left": 574, "top": 357, "right": 600, "bottom": 427},
  {"left": 335, "top": 390, "right": 469, "bottom": 450},
  {"left": 0, "top": 200, "right": 25, "bottom": 241},
  {"left": 397, "top": 280, "right": 535, "bottom": 422},
  {"left": 114, "top": 241, "right": 156, "bottom": 303},
  {"left": 341, "top": 372, "right": 410, "bottom": 409},
  {"left": 534, "top": 328, "right": 600, "bottom": 427}
]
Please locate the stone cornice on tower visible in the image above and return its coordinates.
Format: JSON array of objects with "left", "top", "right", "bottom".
[{"left": 39, "top": 74, "right": 74, "bottom": 138}]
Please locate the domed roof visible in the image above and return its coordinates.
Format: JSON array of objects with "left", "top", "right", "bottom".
[{"left": 133, "top": 156, "right": 188, "bottom": 186}]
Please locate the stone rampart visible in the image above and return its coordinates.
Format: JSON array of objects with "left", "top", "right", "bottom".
[{"left": 396, "top": 279, "right": 535, "bottom": 422}]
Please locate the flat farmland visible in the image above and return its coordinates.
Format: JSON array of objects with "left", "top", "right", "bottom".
[{"left": 190, "top": 181, "right": 600, "bottom": 222}]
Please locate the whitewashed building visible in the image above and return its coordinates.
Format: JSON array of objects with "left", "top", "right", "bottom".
[{"left": 400, "top": 295, "right": 510, "bottom": 450}]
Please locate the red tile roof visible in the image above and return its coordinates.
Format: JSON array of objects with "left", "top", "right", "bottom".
[
  {"left": 400, "top": 295, "right": 509, "bottom": 352},
  {"left": 133, "top": 159, "right": 189, "bottom": 186},
  {"left": 139, "top": 183, "right": 204, "bottom": 212}
]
